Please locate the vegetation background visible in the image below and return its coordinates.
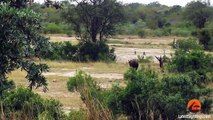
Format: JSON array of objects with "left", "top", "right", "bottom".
[{"left": 0, "top": 0, "right": 213, "bottom": 120}]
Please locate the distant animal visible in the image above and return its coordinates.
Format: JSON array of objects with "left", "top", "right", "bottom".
[
  {"left": 155, "top": 56, "right": 163, "bottom": 68},
  {"left": 143, "top": 51, "right": 146, "bottom": 56},
  {"left": 128, "top": 59, "right": 139, "bottom": 70}
]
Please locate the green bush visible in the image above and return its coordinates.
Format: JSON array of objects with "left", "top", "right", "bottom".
[
  {"left": 65, "top": 109, "right": 87, "bottom": 120},
  {"left": 171, "top": 28, "right": 192, "bottom": 36},
  {"left": 41, "top": 40, "right": 115, "bottom": 62},
  {"left": 107, "top": 69, "right": 160, "bottom": 119},
  {"left": 0, "top": 79, "right": 15, "bottom": 96},
  {"left": 40, "top": 42, "right": 78, "bottom": 60},
  {"left": 75, "top": 40, "right": 116, "bottom": 62},
  {"left": 168, "top": 50, "right": 213, "bottom": 74},
  {"left": 43, "top": 23, "right": 63, "bottom": 34},
  {"left": 115, "top": 23, "right": 139, "bottom": 35},
  {"left": 174, "top": 38, "right": 203, "bottom": 50},
  {"left": 1, "top": 87, "right": 63, "bottom": 120},
  {"left": 146, "top": 28, "right": 171, "bottom": 37},
  {"left": 152, "top": 29, "right": 164, "bottom": 36},
  {"left": 197, "top": 29, "right": 213, "bottom": 50},
  {"left": 115, "top": 20, "right": 146, "bottom": 35},
  {"left": 43, "top": 23, "right": 74, "bottom": 35},
  {"left": 106, "top": 68, "right": 212, "bottom": 119},
  {"left": 160, "top": 73, "right": 212, "bottom": 118},
  {"left": 137, "top": 29, "right": 146, "bottom": 38},
  {"left": 67, "top": 71, "right": 112, "bottom": 119}
]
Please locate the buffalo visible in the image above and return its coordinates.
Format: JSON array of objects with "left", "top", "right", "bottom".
[{"left": 128, "top": 59, "right": 139, "bottom": 70}]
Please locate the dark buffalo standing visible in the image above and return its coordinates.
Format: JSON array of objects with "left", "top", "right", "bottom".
[{"left": 128, "top": 59, "right": 139, "bottom": 70}]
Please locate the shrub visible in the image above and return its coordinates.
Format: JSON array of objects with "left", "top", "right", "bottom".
[
  {"left": 162, "top": 28, "right": 172, "bottom": 36},
  {"left": 40, "top": 42, "right": 78, "bottom": 60},
  {"left": 75, "top": 40, "right": 116, "bottom": 62},
  {"left": 197, "top": 29, "right": 213, "bottom": 50},
  {"left": 106, "top": 68, "right": 212, "bottom": 119},
  {"left": 0, "top": 79, "right": 15, "bottom": 96},
  {"left": 160, "top": 73, "right": 212, "bottom": 118},
  {"left": 1, "top": 87, "right": 63, "bottom": 120},
  {"left": 43, "top": 23, "right": 74, "bottom": 35},
  {"left": 43, "top": 23, "right": 63, "bottom": 34},
  {"left": 152, "top": 29, "right": 164, "bottom": 36},
  {"left": 67, "top": 71, "right": 112, "bottom": 120},
  {"left": 41, "top": 40, "right": 115, "bottom": 62},
  {"left": 115, "top": 23, "right": 138, "bottom": 35},
  {"left": 65, "top": 109, "right": 87, "bottom": 120},
  {"left": 147, "top": 28, "right": 171, "bottom": 37},
  {"left": 168, "top": 50, "right": 213, "bottom": 74},
  {"left": 174, "top": 38, "right": 203, "bottom": 51},
  {"left": 137, "top": 29, "right": 146, "bottom": 38},
  {"left": 107, "top": 69, "right": 160, "bottom": 119},
  {"left": 171, "top": 28, "right": 192, "bottom": 36}
]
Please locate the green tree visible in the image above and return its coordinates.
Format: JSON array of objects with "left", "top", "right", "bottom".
[
  {"left": 197, "top": 29, "right": 213, "bottom": 50},
  {"left": 63, "top": 0, "right": 124, "bottom": 42},
  {"left": 0, "top": 0, "right": 50, "bottom": 92},
  {"left": 184, "top": 1, "right": 212, "bottom": 28}
]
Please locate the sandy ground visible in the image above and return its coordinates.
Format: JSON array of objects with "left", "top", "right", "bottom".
[
  {"left": 109, "top": 36, "right": 176, "bottom": 63},
  {"left": 114, "top": 47, "right": 174, "bottom": 63},
  {"left": 44, "top": 72, "right": 123, "bottom": 80},
  {"left": 109, "top": 36, "right": 177, "bottom": 45}
]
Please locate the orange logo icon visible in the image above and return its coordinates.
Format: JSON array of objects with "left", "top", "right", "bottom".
[{"left": 187, "top": 99, "right": 202, "bottom": 113}]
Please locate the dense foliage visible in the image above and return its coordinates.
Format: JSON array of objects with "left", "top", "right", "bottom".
[
  {"left": 41, "top": 41, "right": 115, "bottom": 62},
  {"left": 62, "top": 0, "right": 124, "bottom": 42},
  {"left": 0, "top": 1, "right": 65, "bottom": 120},
  {"left": 67, "top": 45, "right": 213, "bottom": 119},
  {"left": 1, "top": 0, "right": 213, "bottom": 119},
  {"left": 40, "top": 41, "right": 78, "bottom": 60},
  {"left": 67, "top": 71, "right": 112, "bottom": 120},
  {"left": 1, "top": 87, "right": 63, "bottom": 119},
  {"left": 67, "top": 66, "right": 213, "bottom": 119},
  {"left": 0, "top": 0, "right": 50, "bottom": 92},
  {"left": 197, "top": 29, "right": 213, "bottom": 50},
  {"left": 75, "top": 40, "right": 116, "bottom": 62},
  {"left": 168, "top": 50, "right": 213, "bottom": 74},
  {"left": 31, "top": 1, "right": 213, "bottom": 37},
  {"left": 183, "top": 1, "right": 212, "bottom": 29},
  {"left": 107, "top": 68, "right": 212, "bottom": 119},
  {"left": 174, "top": 38, "right": 203, "bottom": 51}
]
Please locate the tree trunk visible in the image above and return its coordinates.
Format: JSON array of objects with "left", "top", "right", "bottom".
[{"left": 91, "top": 33, "right": 97, "bottom": 42}]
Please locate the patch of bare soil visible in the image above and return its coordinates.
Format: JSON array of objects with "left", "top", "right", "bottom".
[
  {"left": 44, "top": 71, "right": 123, "bottom": 80},
  {"left": 109, "top": 36, "right": 183, "bottom": 45},
  {"left": 114, "top": 47, "right": 174, "bottom": 63},
  {"left": 49, "top": 36, "right": 76, "bottom": 41}
]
